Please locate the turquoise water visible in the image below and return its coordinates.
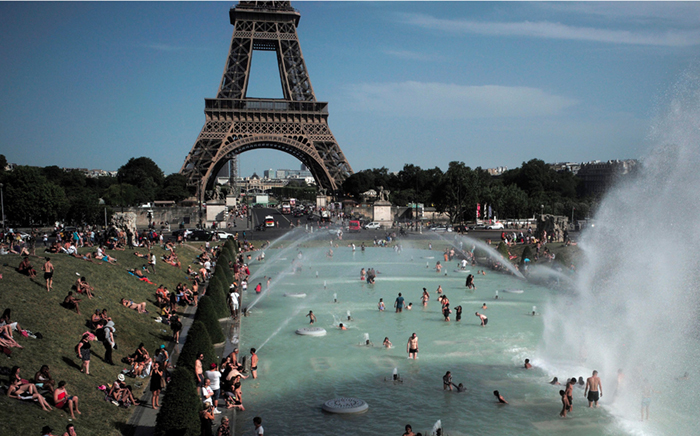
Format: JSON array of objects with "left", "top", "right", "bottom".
[{"left": 235, "top": 246, "right": 620, "bottom": 436}]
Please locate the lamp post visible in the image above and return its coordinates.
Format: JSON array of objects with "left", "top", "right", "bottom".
[
  {"left": 0, "top": 183, "right": 5, "bottom": 230},
  {"left": 540, "top": 204, "right": 544, "bottom": 217},
  {"left": 571, "top": 206, "right": 575, "bottom": 229}
]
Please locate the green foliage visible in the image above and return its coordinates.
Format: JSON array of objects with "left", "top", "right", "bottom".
[
  {"left": 206, "top": 274, "right": 230, "bottom": 319},
  {"left": 194, "top": 296, "right": 226, "bottom": 344},
  {"left": 178, "top": 320, "right": 217, "bottom": 371},
  {"left": 2, "top": 165, "right": 69, "bottom": 225},
  {"left": 158, "top": 173, "right": 192, "bottom": 202},
  {"left": 154, "top": 366, "right": 202, "bottom": 436}
]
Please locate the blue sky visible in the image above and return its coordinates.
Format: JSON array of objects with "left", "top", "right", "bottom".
[{"left": 1, "top": 1, "right": 698, "bottom": 177}]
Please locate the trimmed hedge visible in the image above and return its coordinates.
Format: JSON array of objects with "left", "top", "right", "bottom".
[
  {"left": 521, "top": 245, "right": 533, "bottom": 265},
  {"left": 194, "top": 296, "right": 226, "bottom": 344},
  {"left": 154, "top": 366, "right": 201, "bottom": 436},
  {"left": 206, "top": 274, "right": 230, "bottom": 319},
  {"left": 497, "top": 242, "right": 509, "bottom": 259},
  {"left": 177, "top": 320, "right": 217, "bottom": 372}
]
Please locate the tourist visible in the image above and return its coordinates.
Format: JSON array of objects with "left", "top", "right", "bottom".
[
  {"left": 421, "top": 288, "right": 429, "bottom": 306},
  {"left": 565, "top": 378, "right": 576, "bottom": 412},
  {"left": 41, "top": 425, "right": 55, "bottom": 436},
  {"left": 18, "top": 256, "right": 37, "bottom": 278},
  {"left": 394, "top": 293, "right": 405, "bottom": 313},
  {"left": 34, "top": 365, "right": 56, "bottom": 393},
  {"left": 62, "top": 291, "right": 82, "bottom": 315},
  {"left": 549, "top": 377, "right": 561, "bottom": 385},
  {"left": 255, "top": 283, "right": 262, "bottom": 293},
  {"left": 435, "top": 261, "right": 442, "bottom": 273},
  {"left": 170, "top": 315, "right": 182, "bottom": 343},
  {"left": 75, "top": 333, "right": 93, "bottom": 375},
  {"left": 62, "top": 423, "right": 77, "bottom": 436},
  {"left": 217, "top": 417, "right": 231, "bottom": 436},
  {"left": 559, "top": 390, "right": 570, "bottom": 417},
  {"left": 195, "top": 353, "right": 205, "bottom": 386},
  {"left": 482, "top": 303, "right": 487, "bottom": 310},
  {"left": 378, "top": 298, "right": 385, "bottom": 311},
  {"left": 524, "top": 359, "right": 532, "bottom": 369},
  {"left": 339, "top": 323, "right": 346, "bottom": 330},
  {"left": 407, "top": 333, "right": 418, "bottom": 359},
  {"left": 402, "top": 424, "right": 415, "bottom": 436},
  {"left": 436, "top": 285, "right": 443, "bottom": 296},
  {"left": 102, "top": 320, "right": 116, "bottom": 365},
  {"left": 493, "top": 390, "right": 508, "bottom": 404},
  {"left": 200, "top": 402, "right": 215, "bottom": 436},
  {"left": 641, "top": 379, "right": 657, "bottom": 421},
  {"left": 584, "top": 370, "right": 603, "bottom": 408},
  {"left": 42, "top": 258, "right": 54, "bottom": 292},
  {"left": 76, "top": 277, "right": 95, "bottom": 299},
  {"left": 149, "top": 252, "right": 156, "bottom": 273},
  {"left": 383, "top": 337, "right": 392, "bottom": 348},
  {"left": 443, "top": 304, "right": 451, "bottom": 321},
  {"left": 54, "top": 381, "right": 81, "bottom": 419},
  {"left": 455, "top": 305, "right": 462, "bottom": 322},
  {"left": 306, "top": 311, "right": 316, "bottom": 324},
  {"left": 406, "top": 303, "right": 413, "bottom": 310},
  {"left": 149, "top": 361, "right": 163, "bottom": 410},
  {"left": 121, "top": 298, "right": 148, "bottom": 313},
  {"left": 475, "top": 312, "right": 488, "bottom": 326},
  {"left": 443, "top": 371, "right": 453, "bottom": 391},
  {"left": 205, "top": 363, "right": 222, "bottom": 412},
  {"left": 466, "top": 274, "right": 475, "bottom": 289},
  {"left": 7, "top": 378, "right": 53, "bottom": 411},
  {"left": 250, "top": 348, "right": 259, "bottom": 379},
  {"left": 201, "top": 378, "right": 216, "bottom": 408},
  {"left": 360, "top": 268, "right": 366, "bottom": 280},
  {"left": 456, "top": 383, "right": 466, "bottom": 392},
  {"left": 253, "top": 416, "right": 264, "bottom": 436}
]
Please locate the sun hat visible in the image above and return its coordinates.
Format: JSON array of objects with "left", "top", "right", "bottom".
[
  {"left": 118, "top": 374, "right": 125, "bottom": 382},
  {"left": 210, "top": 363, "right": 217, "bottom": 369}
]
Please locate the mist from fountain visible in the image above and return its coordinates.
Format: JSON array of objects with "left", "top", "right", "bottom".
[
  {"left": 539, "top": 70, "right": 700, "bottom": 434},
  {"left": 438, "top": 233, "right": 525, "bottom": 279}
]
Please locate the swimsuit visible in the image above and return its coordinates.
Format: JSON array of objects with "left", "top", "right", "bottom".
[
  {"left": 409, "top": 348, "right": 417, "bottom": 353},
  {"left": 587, "top": 391, "right": 600, "bottom": 402},
  {"left": 44, "top": 271, "right": 53, "bottom": 279}
]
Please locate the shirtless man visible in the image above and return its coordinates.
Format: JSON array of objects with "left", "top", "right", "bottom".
[
  {"left": 42, "top": 257, "right": 54, "bottom": 292},
  {"left": 407, "top": 333, "right": 418, "bottom": 359},
  {"left": 250, "top": 348, "right": 258, "bottom": 379},
  {"left": 402, "top": 424, "right": 415, "bottom": 436},
  {"left": 565, "top": 377, "right": 576, "bottom": 412},
  {"left": 195, "top": 353, "right": 204, "bottom": 387},
  {"left": 584, "top": 370, "right": 603, "bottom": 408},
  {"left": 524, "top": 359, "right": 532, "bottom": 369},
  {"left": 475, "top": 312, "right": 488, "bottom": 326}
]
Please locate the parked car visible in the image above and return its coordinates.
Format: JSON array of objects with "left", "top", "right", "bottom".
[
  {"left": 486, "top": 222, "right": 505, "bottom": 230},
  {"left": 215, "top": 230, "right": 234, "bottom": 239},
  {"left": 453, "top": 225, "right": 469, "bottom": 233},
  {"left": 188, "top": 230, "right": 213, "bottom": 241},
  {"left": 429, "top": 225, "right": 452, "bottom": 232},
  {"left": 365, "top": 222, "right": 381, "bottom": 230}
]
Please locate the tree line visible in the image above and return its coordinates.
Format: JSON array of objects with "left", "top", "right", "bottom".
[
  {"left": 0, "top": 155, "right": 191, "bottom": 226},
  {"left": 340, "top": 159, "right": 601, "bottom": 223}
]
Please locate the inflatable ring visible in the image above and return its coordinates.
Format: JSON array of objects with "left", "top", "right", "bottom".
[
  {"left": 284, "top": 293, "right": 307, "bottom": 298},
  {"left": 322, "top": 397, "right": 369, "bottom": 414},
  {"left": 296, "top": 327, "right": 327, "bottom": 336}
]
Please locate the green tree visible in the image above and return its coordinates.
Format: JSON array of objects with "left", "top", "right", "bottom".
[
  {"left": 432, "top": 162, "right": 484, "bottom": 223},
  {"left": 3, "top": 166, "right": 68, "bottom": 225}
]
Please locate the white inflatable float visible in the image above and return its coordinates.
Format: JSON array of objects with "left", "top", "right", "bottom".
[
  {"left": 296, "top": 327, "right": 327, "bottom": 336},
  {"left": 284, "top": 292, "right": 307, "bottom": 298},
  {"left": 502, "top": 289, "right": 524, "bottom": 294},
  {"left": 322, "top": 397, "right": 369, "bottom": 414}
]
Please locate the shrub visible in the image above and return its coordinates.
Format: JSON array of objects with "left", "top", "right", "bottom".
[
  {"left": 154, "top": 366, "right": 201, "bottom": 436},
  {"left": 215, "top": 262, "right": 232, "bottom": 285},
  {"left": 206, "top": 275, "right": 230, "bottom": 318},
  {"left": 194, "top": 296, "right": 226, "bottom": 344},
  {"left": 177, "top": 320, "right": 217, "bottom": 372}
]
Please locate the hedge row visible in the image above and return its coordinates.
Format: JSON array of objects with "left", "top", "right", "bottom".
[
  {"left": 154, "top": 367, "right": 201, "bottom": 436},
  {"left": 194, "top": 296, "right": 226, "bottom": 344}
]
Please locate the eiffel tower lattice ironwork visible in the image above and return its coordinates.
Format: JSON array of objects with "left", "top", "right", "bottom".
[{"left": 180, "top": 1, "right": 353, "bottom": 200}]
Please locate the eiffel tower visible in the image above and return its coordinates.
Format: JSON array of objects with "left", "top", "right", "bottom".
[{"left": 180, "top": 1, "right": 353, "bottom": 200}]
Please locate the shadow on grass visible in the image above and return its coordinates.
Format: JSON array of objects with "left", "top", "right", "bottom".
[
  {"left": 149, "top": 331, "right": 172, "bottom": 342},
  {"left": 61, "top": 355, "right": 82, "bottom": 371},
  {"left": 115, "top": 421, "right": 137, "bottom": 436}
]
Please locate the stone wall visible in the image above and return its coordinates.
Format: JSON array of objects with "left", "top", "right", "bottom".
[
  {"left": 122, "top": 207, "right": 200, "bottom": 228},
  {"left": 535, "top": 214, "right": 568, "bottom": 242}
]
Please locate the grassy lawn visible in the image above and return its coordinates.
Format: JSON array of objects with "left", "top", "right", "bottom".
[{"left": 0, "top": 241, "right": 211, "bottom": 436}]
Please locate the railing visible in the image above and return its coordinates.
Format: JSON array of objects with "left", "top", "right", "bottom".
[{"left": 205, "top": 98, "right": 328, "bottom": 113}]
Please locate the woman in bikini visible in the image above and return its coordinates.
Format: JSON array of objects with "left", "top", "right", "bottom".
[
  {"left": 121, "top": 298, "right": 148, "bottom": 313},
  {"left": 8, "top": 379, "right": 53, "bottom": 411}
]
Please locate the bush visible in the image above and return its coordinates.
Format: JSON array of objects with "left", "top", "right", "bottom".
[
  {"left": 224, "top": 238, "right": 238, "bottom": 255},
  {"left": 206, "top": 275, "right": 230, "bottom": 318},
  {"left": 177, "top": 320, "right": 217, "bottom": 372},
  {"left": 194, "top": 296, "right": 226, "bottom": 344},
  {"left": 154, "top": 366, "right": 201, "bottom": 436}
]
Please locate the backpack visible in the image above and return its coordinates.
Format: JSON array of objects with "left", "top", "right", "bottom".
[{"left": 95, "top": 327, "right": 106, "bottom": 342}]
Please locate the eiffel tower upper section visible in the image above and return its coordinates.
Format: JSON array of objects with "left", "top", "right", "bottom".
[{"left": 180, "top": 1, "right": 353, "bottom": 199}]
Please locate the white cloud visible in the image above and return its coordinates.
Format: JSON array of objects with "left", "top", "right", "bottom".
[
  {"left": 399, "top": 13, "right": 700, "bottom": 47},
  {"left": 345, "top": 81, "right": 577, "bottom": 119},
  {"left": 538, "top": 2, "right": 700, "bottom": 27}
]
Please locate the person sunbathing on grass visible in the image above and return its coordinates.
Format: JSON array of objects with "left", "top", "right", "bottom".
[
  {"left": 121, "top": 298, "right": 148, "bottom": 313},
  {"left": 8, "top": 378, "right": 53, "bottom": 411},
  {"left": 75, "top": 277, "right": 95, "bottom": 299}
]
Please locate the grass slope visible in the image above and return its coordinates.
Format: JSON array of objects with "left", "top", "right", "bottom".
[{"left": 0, "top": 242, "right": 209, "bottom": 436}]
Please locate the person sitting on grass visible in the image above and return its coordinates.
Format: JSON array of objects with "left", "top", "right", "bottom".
[
  {"left": 109, "top": 374, "right": 139, "bottom": 406},
  {"left": 53, "top": 381, "right": 80, "bottom": 419},
  {"left": 121, "top": 298, "right": 148, "bottom": 313},
  {"left": 17, "top": 256, "right": 37, "bottom": 278},
  {"left": 34, "top": 365, "right": 56, "bottom": 394},
  {"left": 62, "top": 291, "right": 82, "bottom": 315},
  {"left": 7, "top": 378, "right": 53, "bottom": 411},
  {"left": 75, "top": 277, "right": 95, "bottom": 299},
  {"left": 0, "top": 324, "right": 24, "bottom": 349}
]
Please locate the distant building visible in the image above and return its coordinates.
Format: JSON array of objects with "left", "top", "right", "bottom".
[
  {"left": 576, "top": 159, "right": 637, "bottom": 195},
  {"left": 548, "top": 162, "right": 582, "bottom": 175},
  {"left": 487, "top": 166, "right": 508, "bottom": 176}
]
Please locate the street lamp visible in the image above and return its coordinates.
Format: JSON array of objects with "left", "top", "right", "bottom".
[
  {"left": 0, "top": 183, "right": 4, "bottom": 230},
  {"left": 540, "top": 204, "right": 544, "bottom": 217}
]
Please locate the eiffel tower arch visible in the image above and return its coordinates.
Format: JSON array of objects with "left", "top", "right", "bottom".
[{"left": 180, "top": 1, "right": 353, "bottom": 201}]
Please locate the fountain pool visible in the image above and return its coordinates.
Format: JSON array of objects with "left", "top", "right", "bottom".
[{"left": 234, "top": 246, "right": 622, "bottom": 435}]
